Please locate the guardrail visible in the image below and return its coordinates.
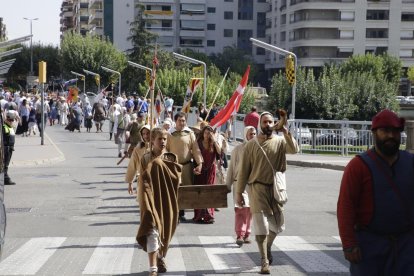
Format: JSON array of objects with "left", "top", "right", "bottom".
[{"left": 166, "top": 106, "right": 406, "bottom": 156}]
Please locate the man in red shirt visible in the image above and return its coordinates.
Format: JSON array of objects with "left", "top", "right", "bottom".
[
  {"left": 244, "top": 106, "right": 260, "bottom": 129},
  {"left": 337, "top": 109, "right": 414, "bottom": 275}
]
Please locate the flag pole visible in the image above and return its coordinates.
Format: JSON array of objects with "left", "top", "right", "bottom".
[
  {"left": 150, "top": 44, "right": 158, "bottom": 152},
  {"left": 205, "top": 67, "right": 230, "bottom": 121}
]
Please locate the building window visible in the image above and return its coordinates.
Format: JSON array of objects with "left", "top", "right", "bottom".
[
  {"left": 181, "top": 20, "right": 204, "bottom": 31},
  {"left": 366, "top": 28, "right": 388, "bottom": 38},
  {"left": 161, "top": 20, "right": 172, "bottom": 29},
  {"left": 281, "top": 31, "right": 286, "bottom": 41},
  {"left": 237, "top": 29, "right": 253, "bottom": 52},
  {"left": 224, "top": 0, "right": 233, "bottom": 1},
  {"left": 256, "top": 48, "right": 265, "bottom": 55},
  {"left": 402, "top": 13, "right": 414, "bottom": 21},
  {"left": 238, "top": 0, "right": 253, "bottom": 20},
  {"left": 207, "top": 24, "right": 215, "bottom": 30},
  {"left": 224, "top": 29, "right": 233, "bottom": 37},
  {"left": 366, "top": 10, "right": 389, "bottom": 20},
  {"left": 181, "top": 4, "right": 205, "bottom": 15},
  {"left": 257, "top": 12, "right": 266, "bottom": 38},
  {"left": 146, "top": 5, "right": 151, "bottom": 10},
  {"left": 258, "top": 0, "right": 266, "bottom": 2},
  {"left": 207, "top": 7, "right": 216, "bottom": 13},
  {"left": 281, "top": 14, "right": 286, "bottom": 25},
  {"left": 162, "top": 6, "right": 171, "bottom": 11},
  {"left": 207, "top": 40, "right": 215, "bottom": 47},
  {"left": 224, "top": 11, "right": 233, "bottom": 19}
]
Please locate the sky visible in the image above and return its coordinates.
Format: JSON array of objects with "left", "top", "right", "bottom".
[{"left": 0, "top": 0, "right": 61, "bottom": 46}]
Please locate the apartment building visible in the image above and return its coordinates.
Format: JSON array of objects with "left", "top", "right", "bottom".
[
  {"left": 60, "top": 0, "right": 89, "bottom": 39},
  {"left": 263, "top": 0, "right": 414, "bottom": 70}
]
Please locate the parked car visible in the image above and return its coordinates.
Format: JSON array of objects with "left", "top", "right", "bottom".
[
  {"left": 312, "top": 130, "right": 340, "bottom": 145},
  {"left": 293, "top": 127, "right": 312, "bottom": 144},
  {"left": 396, "top": 96, "right": 407, "bottom": 104},
  {"left": 401, "top": 131, "right": 407, "bottom": 144},
  {"left": 405, "top": 96, "right": 414, "bottom": 104},
  {"left": 350, "top": 131, "right": 372, "bottom": 146}
]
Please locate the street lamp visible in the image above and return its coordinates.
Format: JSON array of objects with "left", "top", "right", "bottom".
[
  {"left": 83, "top": 69, "right": 100, "bottom": 94},
  {"left": 23, "top": 17, "right": 38, "bottom": 76},
  {"left": 127, "top": 61, "right": 152, "bottom": 73},
  {"left": 101, "top": 66, "right": 121, "bottom": 96},
  {"left": 172, "top": 52, "right": 207, "bottom": 107},
  {"left": 71, "top": 71, "right": 86, "bottom": 95},
  {"left": 250, "top": 38, "right": 298, "bottom": 120}
]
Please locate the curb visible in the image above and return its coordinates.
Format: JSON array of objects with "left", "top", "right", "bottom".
[
  {"left": 11, "top": 133, "right": 65, "bottom": 167},
  {"left": 287, "top": 160, "right": 345, "bottom": 171}
]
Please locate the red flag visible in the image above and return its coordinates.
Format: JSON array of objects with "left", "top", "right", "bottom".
[{"left": 210, "top": 66, "right": 250, "bottom": 129}]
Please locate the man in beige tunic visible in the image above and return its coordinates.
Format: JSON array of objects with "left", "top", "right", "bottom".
[
  {"left": 236, "top": 111, "right": 299, "bottom": 274},
  {"left": 166, "top": 112, "right": 203, "bottom": 222}
]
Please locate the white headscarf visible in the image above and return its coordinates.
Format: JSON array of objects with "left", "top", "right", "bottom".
[{"left": 243, "top": 126, "right": 255, "bottom": 142}]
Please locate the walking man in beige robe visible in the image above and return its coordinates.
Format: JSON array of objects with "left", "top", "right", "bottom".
[
  {"left": 166, "top": 112, "right": 203, "bottom": 222},
  {"left": 236, "top": 111, "right": 299, "bottom": 274}
]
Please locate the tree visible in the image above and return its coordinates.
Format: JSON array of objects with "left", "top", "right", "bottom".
[
  {"left": 60, "top": 32, "right": 127, "bottom": 92},
  {"left": 407, "top": 66, "right": 414, "bottom": 84},
  {"left": 6, "top": 44, "right": 61, "bottom": 90},
  {"left": 123, "top": 3, "right": 158, "bottom": 92}
]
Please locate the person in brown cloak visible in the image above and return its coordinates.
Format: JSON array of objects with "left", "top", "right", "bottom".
[{"left": 136, "top": 128, "right": 182, "bottom": 276}]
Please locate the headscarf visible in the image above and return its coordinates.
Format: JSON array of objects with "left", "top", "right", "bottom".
[
  {"left": 243, "top": 126, "right": 255, "bottom": 142},
  {"left": 257, "top": 112, "right": 273, "bottom": 135}
]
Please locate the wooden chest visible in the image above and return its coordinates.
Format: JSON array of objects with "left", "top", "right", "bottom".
[{"left": 178, "top": 184, "right": 228, "bottom": 209}]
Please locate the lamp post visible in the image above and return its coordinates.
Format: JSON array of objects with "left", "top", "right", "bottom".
[
  {"left": 71, "top": 71, "right": 86, "bottom": 95},
  {"left": 101, "top": 66, "right": 121, "bottom": 96},
  {"left": 23, "top": 17, "right": 38, "bottom": 76},
  {"left": 83, "top": 69, "right": 100, "bottom": 94},
  {"left": 250, "top": 38, "right": 297, "bottom": 120},
  {"left": 172, "top": 52, "right": 207, "bottom": 107}
]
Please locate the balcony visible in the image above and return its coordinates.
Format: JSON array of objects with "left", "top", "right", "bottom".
[
  {"left": 180, "top": 29, "right": 205, "bottom": 38},
  {"left": 291, "top": 0, "right": 354, "bottom": 4},
  {"left": 89, "top": 0, "right": 103, "bottom": 9},
  {"left": 90, "top": 10, "right": 103, "bottom": 24},
  {"left": 144, "top": 10, "right": 173, "bottom": 16}
]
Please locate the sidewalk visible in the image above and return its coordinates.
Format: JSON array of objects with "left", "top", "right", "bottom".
[
  {"left": 10, "top": 134, "right": 351, "bottom": 171},
  {"left": 10, "top": 133, "right": 65, "bottom": 167}
]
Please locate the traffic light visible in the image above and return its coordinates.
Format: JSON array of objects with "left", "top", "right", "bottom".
[
  {"left": 285, "top": 55, "right": 295, "bottom": 86},
  {"left": 94, "top": 75, "right": 100, "bottom": 86},
  {"left": 38, "top": 61, "right": 47, "bottom": 83}
]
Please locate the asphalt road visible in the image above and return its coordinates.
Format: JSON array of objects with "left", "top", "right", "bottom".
[{"left": 1, "top": 123, "right": 349, "bottom": 275}]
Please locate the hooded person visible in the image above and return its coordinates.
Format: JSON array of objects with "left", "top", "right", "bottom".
[
  {"left": 126, "top": 124, "right": 151, "bottom": 196},
  {"left": 134, "top": 128, "right": 182, "bottom": 276},
  {"left": 235, "top": 111, "right": 299, "bottom": 274},
  {"left": 337, "top": 109, "right": 414, "bottom": 276},
  {"left": 226, "top": 126, "right": 256, "bottom": 246},
  {"left": 112, "top": 104, "right": 127, "bottom": 157}
]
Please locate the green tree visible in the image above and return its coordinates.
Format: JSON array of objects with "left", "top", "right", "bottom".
[
  {"left": 407, "top": 66, "right": 414, "bottom": 83},
  {"left": 6, "top": 44, "right": 61, "bottom": 90},
  {"left": 124, "top": 3, "right": 158, "bottom": 92},
  {"left": 60, "top": 32, "right": 127, "bottom": 92}
]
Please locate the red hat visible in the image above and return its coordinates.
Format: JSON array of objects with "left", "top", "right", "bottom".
[{"left": 371, "top": 109, "right": 405, "bottom": 131}]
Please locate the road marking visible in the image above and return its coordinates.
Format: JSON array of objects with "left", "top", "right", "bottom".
[
  {"left": 0, "top": 237, "right": 66, "bottom": 275},
  {"left": 165, "top": 237, "right": 186, "bottom": 274},
  {"left": 82, "top": 237, "right": 136, "bottom": 275},
  {"left": 199, "top": 236, "right": 257, "bottom": 274},
  {"left": 274, "top": 236, "right": 348, "bottom": 273}
]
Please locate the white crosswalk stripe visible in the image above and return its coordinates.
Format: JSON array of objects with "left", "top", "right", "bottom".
[
  {"left": 0, "top": 237, "right": 66, "bottom": 275},
  {"left": 0, "top": 236, "right": 348, "bottom": 275},
  {"left": 274, "top": 236, "right": 348, "bottom": 273},
  {"left": 83, "top": 237, "right": 136, "bottom": 274}
]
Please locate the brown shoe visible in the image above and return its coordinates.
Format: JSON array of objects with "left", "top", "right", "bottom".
[
  {"left": 243, "top": 235, "right": 252, "bottom": 244},
  {"left": 157, "top": 257, "right": 167, "bottom": 273},
  {"left": 149, "top": 271, "right": 157, "bottom": 276},
  {"left": 260, "top": 259, "right": 270, "bottom": 274}
]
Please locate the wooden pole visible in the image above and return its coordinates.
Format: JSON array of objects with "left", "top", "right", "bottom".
[{"left": 205, "top": 67, "right": 230, "bottom": 121}]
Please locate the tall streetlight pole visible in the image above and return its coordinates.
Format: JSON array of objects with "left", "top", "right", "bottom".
[
  {"left": 101, "top": 66, "right": 121, "bottom": 96},
  {"left": 250, "top": 38, "right": 297, "bottom": 120},
  {"left": 172, "top": 52, "right": 207, "bottom": 107},
  {"left": 71, "top": 71, "right": 86, "bottom": 95},
  {"left": 23, "top": 17, "right": 38, "bottom": 76}
]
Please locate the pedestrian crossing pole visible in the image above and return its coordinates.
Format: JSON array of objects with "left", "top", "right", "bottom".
[{"left": 38, "top": 61, "right": 47, "bottom": 145}]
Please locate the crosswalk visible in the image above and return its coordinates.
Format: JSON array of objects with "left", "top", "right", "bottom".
[{"left": 0, "top": 235, "right": 349, "bottom": 275}]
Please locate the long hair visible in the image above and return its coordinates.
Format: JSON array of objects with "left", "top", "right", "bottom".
[{"left": 197, "top": 125, "right": 215, "bottom": 152}]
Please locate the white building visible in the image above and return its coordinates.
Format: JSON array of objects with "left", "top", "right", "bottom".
[{"left": 262, "top": 0, "right": 414, "bottom": 70}]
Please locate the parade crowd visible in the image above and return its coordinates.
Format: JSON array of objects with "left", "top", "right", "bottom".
[{"left": 2, "top": 86, "right": 414, "bottom": 276}]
